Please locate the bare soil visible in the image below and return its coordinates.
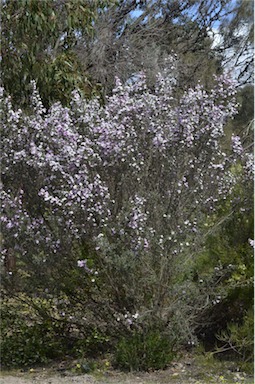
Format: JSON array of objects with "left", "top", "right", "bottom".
[{"left": 0, "top": 355, "right": 253, "bottom": 384}]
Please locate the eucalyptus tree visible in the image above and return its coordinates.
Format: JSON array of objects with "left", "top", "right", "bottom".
[
  {"left": 2, "top": 0, "right": 253, "bottom": 107},
  {"left": 75, "top": 0, "right": 253, "bottom": 98},
  {"left": 1, "top": 0, "right": 112, "bottom": 108},
  {"left": 219, "top": 0, "right": 254, "bottom": 86}
]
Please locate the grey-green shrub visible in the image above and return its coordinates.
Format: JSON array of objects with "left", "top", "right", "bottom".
[{"left": 114, "top": 330, "right": 175, "bottom": 371}]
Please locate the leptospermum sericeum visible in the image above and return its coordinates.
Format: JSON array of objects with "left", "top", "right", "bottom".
[{"left": 1, "top": 65, "right": 253, "bottom": 270}]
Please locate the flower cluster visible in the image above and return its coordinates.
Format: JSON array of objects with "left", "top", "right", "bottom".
[
  {"left": 231, "top": 135, "right": 243, "bottom": 155},
  {"left": 114, "top": 310, "right": 139, "bottom": 327},
  {"left": 1, "top": 66, "right": 248, "bottom": 276}
]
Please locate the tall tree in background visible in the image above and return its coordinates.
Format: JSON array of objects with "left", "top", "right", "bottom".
[
  {"left": 75, "top": 0, "right": 222, "bottom": 96},
  {"left": 75, "top": 0, "right": 253, "bottom": 97},
  {"left": 2, "top": 0, "right": 253, "bottom": 108},
  {"left": 219, "top": 0, "right": 254, "bottom": 86},
  {"left": 1, "top": 0, "right": 111, "bottom": 108}
]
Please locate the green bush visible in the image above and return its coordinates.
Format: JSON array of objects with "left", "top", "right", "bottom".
[
  {"left": 191, "top": 203, "right": 253, "bottom": 348},
  {"left": 0, "top": 299, "right": 68, "bottom": 367},
  {"left": 217, "top": 307, "right": 254, "bottom": 362},
  {"left": 114, "top": 330, "right": 175, "bottom": 371},
  {"left": 0, "top": 296, "right": 112, "bottom": 368},
  {"left": 1, "top": 320, "right": 64, "bottom": 367}
]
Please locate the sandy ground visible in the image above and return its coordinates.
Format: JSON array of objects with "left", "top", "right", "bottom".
[
  {"left": 0, "top": 358, "right": 253, "bottom": 384},
  {"left": 0, "top": 371, "right": 253, "bottom": 384}
]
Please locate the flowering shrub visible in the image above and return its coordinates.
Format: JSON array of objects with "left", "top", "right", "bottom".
[{"left": 1, "top": 64, "right": 252, "bottom": 344}]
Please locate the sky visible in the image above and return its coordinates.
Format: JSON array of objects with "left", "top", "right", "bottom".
[{"left": 130, "top": 1, "right": 253, "bottom": 85}]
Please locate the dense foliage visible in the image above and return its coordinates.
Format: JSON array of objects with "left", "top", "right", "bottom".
[
  {"left": 0, "top": 0, "right": 253, "bottom": 372},
  {"left": 1, "top": 0, "right": 112, "bottom": 107},
  {"left": 1, "top": 58, "right": 253, "bottom": 368},
  {"left": 2, "top": 0, "right": 253, "bottom": 108}
]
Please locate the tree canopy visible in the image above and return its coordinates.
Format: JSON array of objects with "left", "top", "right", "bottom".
[
  {"left": 1, "top": 0, "right": 112, "bottom": 107},
  {"left": 1, "top": 0, "right": 253, "bottom": 108}
]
